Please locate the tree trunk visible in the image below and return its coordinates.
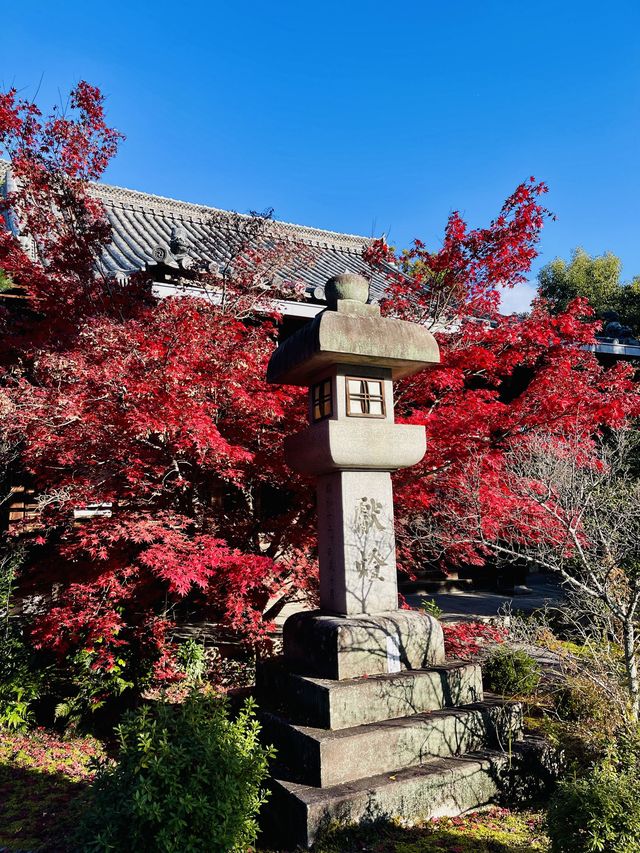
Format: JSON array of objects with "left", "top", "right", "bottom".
[{"left": 623, "top": 620, "right": 639, "bottom": 722}]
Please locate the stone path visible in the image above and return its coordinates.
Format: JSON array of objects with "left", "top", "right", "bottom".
[
  {"left": 274, "top": 573, "right": 565, "bottom": 628},
  {"left": 406, "top": 573, "right": 565, "bottom": 623}
]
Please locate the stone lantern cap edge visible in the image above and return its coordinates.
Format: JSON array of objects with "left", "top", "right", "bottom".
[{"left": 268, "top": 308, "right": 440, "bottom": 386}]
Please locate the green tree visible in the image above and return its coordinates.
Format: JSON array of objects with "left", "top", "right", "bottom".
[
  {"left": 538, "top": 247, "right": 640, "bottom": 333},
  {"left": 538, "top": 248, "right": 622, "bottom": 315},
  {"left": 617, "top": 276, "right": 640, "bottom": 332}
]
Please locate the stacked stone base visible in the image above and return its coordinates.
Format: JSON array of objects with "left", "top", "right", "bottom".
[
  {"left": 257, "top": 612, "right": 551, "bottom": 849},
  {"left": 266, "top": 745, "right": 550, "bottom": 850}
]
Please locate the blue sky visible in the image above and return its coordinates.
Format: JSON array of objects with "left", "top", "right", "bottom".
[{"left": 3, "top": 1, "right": 640, "bottom": 312}]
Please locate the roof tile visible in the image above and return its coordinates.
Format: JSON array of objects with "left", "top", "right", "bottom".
[{"left": 0, "top": 162, "right": 389, "bottom": 300}]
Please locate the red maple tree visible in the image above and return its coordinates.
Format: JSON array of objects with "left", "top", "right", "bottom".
[
  {"left": 365, "top": 191, "right": 639, "bottom": 574},
  {"left": 0, "top": 84, "right": 314, "bottom": 685},
  {"left": 1, "top": 84, "right": 637, "bottom": 690}
]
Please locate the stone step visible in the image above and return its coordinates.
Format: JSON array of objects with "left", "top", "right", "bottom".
[
  {"left": 262, "top": 697, "right": 523, "bottom": 788},
  {"left": 256, "top": 658, "right": 482, "bottom": 730},
  {"left": 261, "top": 740, "right": 549, "bottom": 850}
]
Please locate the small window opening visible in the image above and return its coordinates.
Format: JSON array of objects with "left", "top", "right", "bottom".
[
  {"left": 346, "top": 377, "right": 386, "bottom": 418},
  {"left": 311, "top": 378, "right": 333, "bottom": 421}
]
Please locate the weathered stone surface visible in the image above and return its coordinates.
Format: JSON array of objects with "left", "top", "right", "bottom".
[
  {"left": 315, "top": 471, "right": 400, "bottom": 615},
  {"left": 285, "top": 418, "right": 426, "bottom": 476},
  {"left": 262, "top": 699, "right": 523, "bottom": 788},
  {"left": 324, "top": 272, "right": 370, "bottom": 307},
  {"left": 262, "top": 744, "right": 543, "bottom": 849},
  {"left": 283, "top": 609, "right": 445, "bottom": 679},
  {"left": 268, "top": 283, "right": 438, "bottom": 619},
  {"left": 335, "top": 298, "right": 380, "bottom": 316},
  {"left": 256, "top": 659, "right": 483, "bottom": 730},
  {"left": 266, "top": 305, "right": 440, "bottom": 386}
]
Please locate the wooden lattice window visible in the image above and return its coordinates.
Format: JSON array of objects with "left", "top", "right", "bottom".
[
  {"left": 311, "top": 378, "right": 333, "bottom": 421},
  {"left": 346, "top": 377, "right": 386, "bottom": 418}
]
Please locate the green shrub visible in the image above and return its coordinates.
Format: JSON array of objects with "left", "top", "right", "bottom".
[
  {"left": 78, "top": 691, "right": 274, "bottom": 853},
  {"left": 546, "top": 761, "right": 640, "bottom": 853},
  {"left": 483, "top": 646, "right": 541, "bottom": 697},
  {"left": 553, "top": 674, "right": 614, "bottom": 725},
  {"left": 0, "top": 268, "right": 13, "bottom": 292},
  {"left": 176, "top": 637, "right": 207, "bottom": 684},
  {"left": 421, "top": 598, "right": 443, "bottom": 619},
  {"left": 0, "top": 625, "right": 45, "bottom": 730},
  {"left": 533, "top": 675, "right": 630, "bottom": 773}
]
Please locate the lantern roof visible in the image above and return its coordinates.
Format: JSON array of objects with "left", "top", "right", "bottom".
[{"left": 267, "top": 274, "right": 440, "bottom": 386}]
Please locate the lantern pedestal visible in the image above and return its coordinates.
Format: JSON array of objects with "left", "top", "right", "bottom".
[{"left": 282, "top": 608, "right": 445, "bottom": 681}]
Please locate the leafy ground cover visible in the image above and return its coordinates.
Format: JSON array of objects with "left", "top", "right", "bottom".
[
  {"left": 0, "top": 728, "right": 104, "bottom": 852},
  {"left": 261, "top": 808, "right": 549, "bottom": 852}
]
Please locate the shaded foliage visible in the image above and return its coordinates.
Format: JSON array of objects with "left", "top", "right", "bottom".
[{"left": 547, "top": 760, "right": 640, "bottom": 853}]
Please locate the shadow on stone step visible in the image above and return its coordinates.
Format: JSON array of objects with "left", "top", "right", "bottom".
[
  {"left": 259, "top": 737, "right": 558, "bottom": 850},
  {"left": 282, "top": 609, "right": 444, "bottom": 680},
  {"left": 261, "top": 699, "right": 523, "bottom": 788},
  {"left": 256, "top": 657, "right": 483, "bottom": 730}
]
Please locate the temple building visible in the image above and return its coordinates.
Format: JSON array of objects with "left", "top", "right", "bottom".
[{"left": 0, "top": 160, "right": 389, "bottom": 329}]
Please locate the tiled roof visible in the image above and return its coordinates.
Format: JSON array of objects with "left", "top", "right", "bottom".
[
  {"left": 0, "top": 162, "right": 389, "bottom": 301},
  {"left": 92, "top": 182, "right": 387, "bottom": 301}
]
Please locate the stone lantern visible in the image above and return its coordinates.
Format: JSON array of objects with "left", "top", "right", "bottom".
[
  {"left": 267, "top": 272, "right": 445, "bottom": 680},
  {"left": 260, "top": 273, "right": 543, "bottom": 850}
]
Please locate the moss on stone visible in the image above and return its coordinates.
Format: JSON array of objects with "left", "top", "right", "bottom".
[{"left": 308, "top": 808, "right": 549, "bottom": 853}]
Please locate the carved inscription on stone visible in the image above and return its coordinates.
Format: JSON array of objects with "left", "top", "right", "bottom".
[
  {"left": 317, "top": 471, "right": 399, "bottom": 615},
  {"left": 352, "top": 497, "right": 393, "bottom": 582}
]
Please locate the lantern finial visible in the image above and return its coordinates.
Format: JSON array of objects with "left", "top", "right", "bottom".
[{"left": 324, "top": 272, "right": 369, "bottom": 309}]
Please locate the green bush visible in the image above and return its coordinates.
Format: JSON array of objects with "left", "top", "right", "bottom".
[
  {"left": 78, "top": 691, "right": 274, "bottom": 853},
  {"left": 176, "top": 637, "right": 207, "bottom": 684},
  {"left": 554, "top": 675, "right": 608, "bottom": 724},
  {"left": 546, "top": 761, "right": 640, "bottom": 853},
  {"left": 483, "top": 646, "right": 541, "bottom": 697},
  {"left": 0, "top": 268, "right": 13, "bottom": 292},
  {"left": 0, "top": 625, "right": 46, "bottom": 730},
  {"left": 420, "top": 598, "right": 443, "bottom": 619}
]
